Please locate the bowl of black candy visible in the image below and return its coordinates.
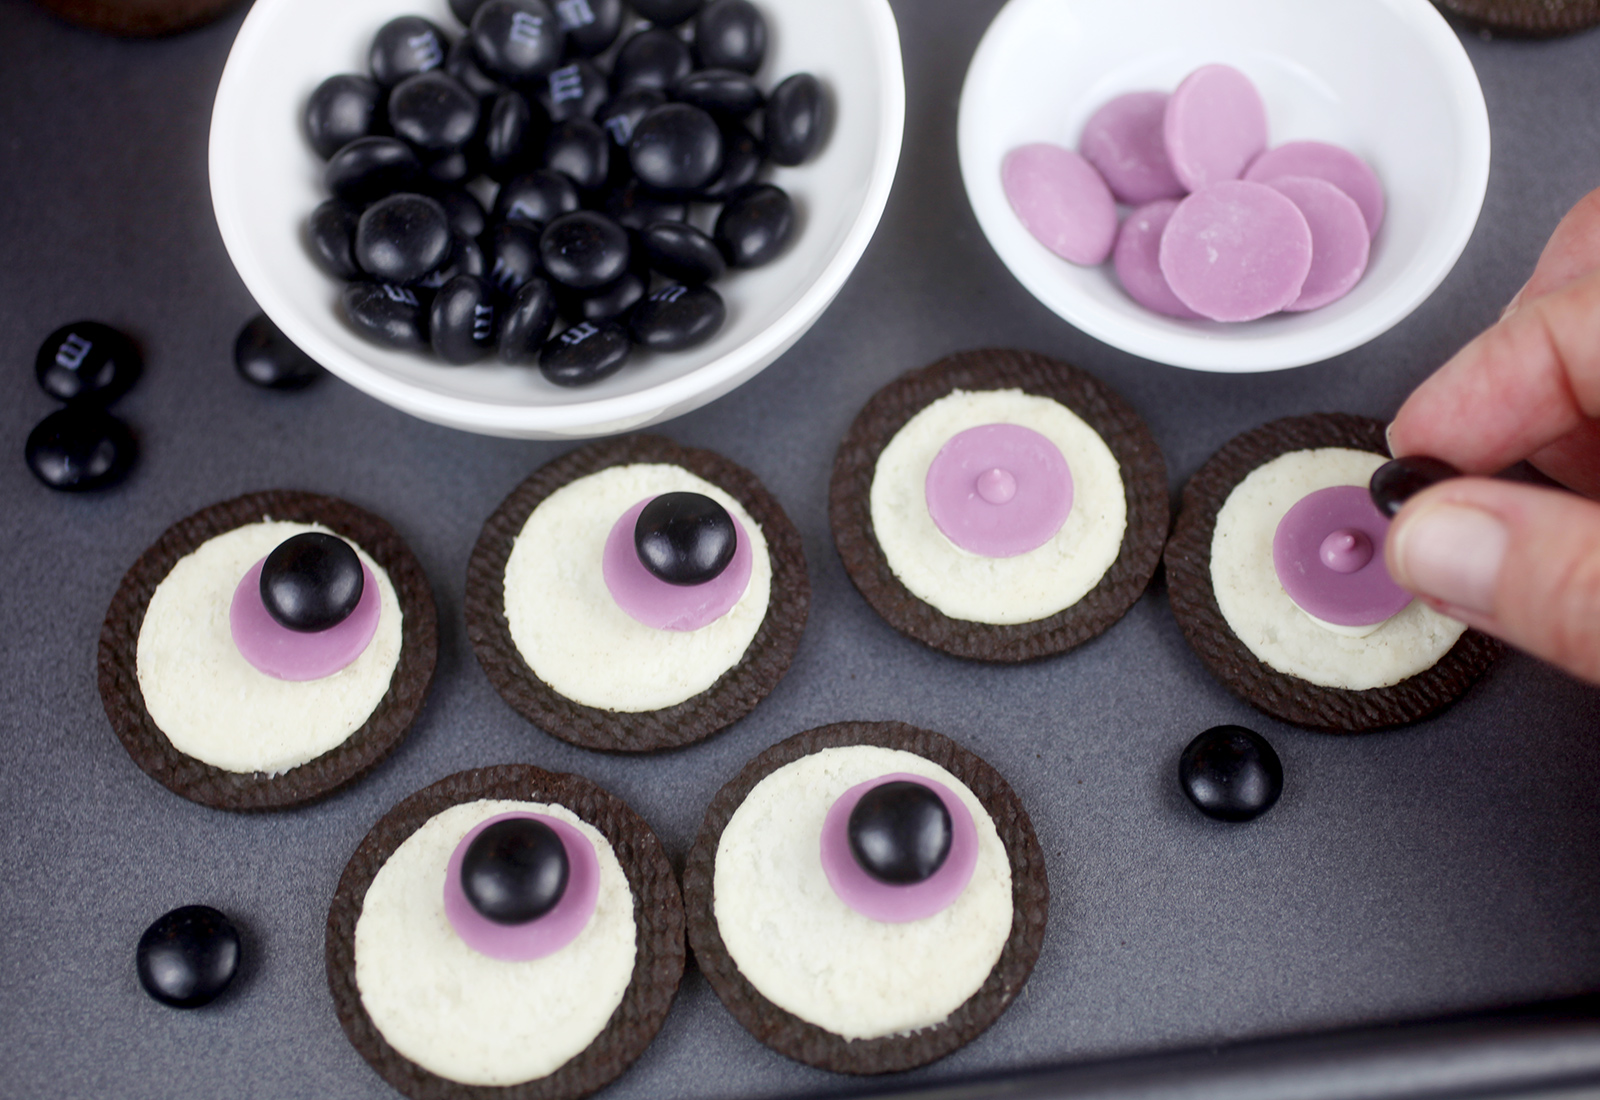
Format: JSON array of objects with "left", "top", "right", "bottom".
[{"left": 209, "top": 0, "right": 903, "bottom": 438}]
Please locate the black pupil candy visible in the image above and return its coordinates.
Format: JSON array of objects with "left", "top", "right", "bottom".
[
  {"left": 25, "top": 407, "right": 135, "bottom": 492},
  {"left": 35, "top": 320, "right": 141, "bottom": 405},
  {"left": 462, "top": 818, "right": 570, "bottom": 924},
  {"left": 848, "top": 781, "right": 953, "bottom": 886},
  {"left": 136, "top": 905, "right": 242, "bottom": 1009},
  {"left": 1178, "top": 725, "right": 1284, "bottom": 823},
  {"left": 634, "top": 491, "right": 737, "bottom": 585},
  {"left": 1368, "top": 455, "right": 1461, "bottom": 519},
  {"left": 260, "top": 532, "right": 365, "bottom": 633}
]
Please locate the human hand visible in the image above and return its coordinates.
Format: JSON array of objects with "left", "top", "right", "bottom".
[{"left": 1384, "top": 186, "right": 1600, "bottom": 683}]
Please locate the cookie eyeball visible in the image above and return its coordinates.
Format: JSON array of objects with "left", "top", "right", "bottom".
[
  {"left": 461, "top": 817, "right": 571, "bottom": 924},
  {"left": 260, "top": 532, "right": 364, "bottom": 632},
  {"left": 634, "top": 491, "right": 736, "bottom": 585},
  {"left": 847, "top": 780, "right": 953, "bottom": 885}
]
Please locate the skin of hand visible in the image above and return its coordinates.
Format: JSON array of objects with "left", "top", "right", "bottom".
[{"left": 1385, "top": 187, "right": 1600, "bottom": 683}]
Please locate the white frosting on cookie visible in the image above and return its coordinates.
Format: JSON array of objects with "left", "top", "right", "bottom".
[
  {"left": 503, "top": 464, "right": 771, "bottom": 713},
  {"left": 136, "top": 521, "right": 403, "bottom": 775},
  {"left": 869, "top": 390, "right": 1127, "bottom": 624},
  {"left": 1211, "top": 448, "right": 1467, "bottom": 690},
  {"left": 714, "top": 746, "right": 1012, "bottom": 1041},
  {"left": 355, "top": 799, "right": 636, "bottom": 1087}
]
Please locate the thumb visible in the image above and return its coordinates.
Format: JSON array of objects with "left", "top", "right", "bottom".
[{"left": 1386, "top": 477, "right": 1600, "bottom": 684}]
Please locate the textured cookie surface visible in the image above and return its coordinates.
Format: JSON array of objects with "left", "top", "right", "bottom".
[
  {"left": 830, "top": 348, "right": 1168, "bottom": 662},
  {"left": 98, "top": 490, "right": 438, "bottom": 811},
  {"left": 1432, "top": 0, "right": 1600, "bottom": 36},
  {"left": 1165, "top": 414, "right": 1501, "bottom": 731},
  {"left": 466, "top": 434, "right": 809, "bottom": 753},
  {"left": 683, "top": 722, "right": 1048, "bottom": 1075},
  {"left": 327, "top": 765, "right": 686, "bottom": 1100}
]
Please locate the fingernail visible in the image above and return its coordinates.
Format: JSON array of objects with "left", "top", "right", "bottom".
[
  {"left": 1391, "top": 503, "right": 1507, "bottom": 615},
  {"left": 1384, "top": 421, "right": 1397, "bottom": 457},
  {"left": 1369, "top": 455, "right": 1461, "bottom": 518},
  {"left": 1501, "top": 286, "right": 1526, "bottom": 320}
]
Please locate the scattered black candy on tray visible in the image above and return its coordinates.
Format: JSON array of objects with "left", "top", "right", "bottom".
[
  {"left": 611, "top": 27, "right": 693, "bottom": 93},
  {"left": 539, "top": 59, "right": 607, "bottom": 122},
  {"left": 1179, "top": 725, "right": 1283, "bottom": 823},
  {"left": 673, "top": 68, "right": 763, "bottom": 117},
  {"left": 356, "top": 193, "right": 452, "bottom": 284},
  {"left": 469, "top": 0, "right": 564, "bottom": 83},
  {"left": 369, "top": 15, "right": 449, "bottom": 87},
  {"left": 262, "top": 532, "right": 364, "bottom": 632},
  {"left": 431, "top": 274, "right": 499, "bottom": 363},
  {"left": 635, "top": 491, "right": 736, "bottom": 584},
  {"left": 326, "top": 136, "right": 422, "bottom": 203},
  {"left": 235, "top": 313, "right": 321, "bottom": 389},
  {"left": 630, "top": 283, "right": 725, "bottom": 350},
  {"left": 305, "top": 74, "right": 384, "bottom": 160},
  {"left": 462, "top": 818, "right": 570, "bottom": 924},
  {"left": 36, "top": 320, "right": 140, "bottom": 405},
  {"left": 544, "top": 116, "right": 611, "bottom": 190},
  {"left": 632, "top": 0, "right": 702, "bottom": 27},
  {"left": 848, "top": 780, "right": 953, "bottom": 884},
  {"left": 388, "top": 70, "right": 480, "bottom": 154},
  {"left": 694, "top": 0, "right": 766, "bottom": 73},
  {"left": 629, "top": 102, "right": 724, "bottom": 192},
  {"left": 765, "top": 72, "right": 825, "bottom": 166},
  {"left": 498, "top": 278, "right": 560, "bottom": 364},
  {"left": 342, "top": 282, "right": 429, "bottom": 350},
  {"left": 540, "top": 319, "right": 630, "bottom": 385},
  {"left": 540, "top": 210, "right": 630, "bottom": 289},
  {"left": 641, "top": 221, "right": 725, "bottom": 283},
  {"left": 494, "top": 168, "right": 580, "bottom": 229},
  {"left": 555, "top": 0, "right": 623, "bottom": 56},
  {"left": 1370, "top": 455, "right": 1461, "bottom": 518},
  {"left": 716, "top": 182, "right": 794, "bottom": 267},
  {"left": 136, "top": 906, "right": 241, "bottom": 1009},
  {"left": 25, "top": 407, "right": 135, "bottom": 492}
]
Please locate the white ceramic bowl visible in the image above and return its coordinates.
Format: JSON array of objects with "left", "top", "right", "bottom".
[
  {"left": 958, "top": 0, "right": 1490, "bottom": 372},
  {"left": 211, "top": 0, "right": 903, "bottom": 438}
]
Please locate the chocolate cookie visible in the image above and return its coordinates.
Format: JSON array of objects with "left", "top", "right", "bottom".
[
  {"left": 1431, "top": 0, "right": 1600, "bottom": 36},
  {"left": 327, "top": 764, "right": 686, "bottom": 1100},
  {"left": 98, "top": 489, "right": 437, "bottom": 810},
  {"left": 465, "top": 434, "right": 809, "bottom": 753},
  {"left": 682, "top": 721, "right": 1049, "bottom": 1075},
  {"left": 1165, "top": 414, "right": 1500, "bottom": 732},
  {"left": 33, "top": 0, "right": 243, "bottom": 36},
  {"left": 830, "top": 348, "right": 1169, "bottom": 662}
]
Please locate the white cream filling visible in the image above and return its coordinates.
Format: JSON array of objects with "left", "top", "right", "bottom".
[
  {"left": 503, "top": 464, "right": 772, "bottom": 713},
  {"left": 135, "top": 521, "right": 403, "bottom": 775},
  {"left": 1211, "top": 448, "right": 1467, "bottom": 690},
  {"left": 714, "top": 746, "right": 1012, "bottom": 1041},
  {"left": 869, "top": 390, "right": 1127, "bottom": 624},
  {"left": 355, "top": 799, "right": 636, "bottom": 1087}
]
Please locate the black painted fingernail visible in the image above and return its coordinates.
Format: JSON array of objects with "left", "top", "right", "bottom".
[{"left": 1370, "top": 456, "right": 1461, "bottom": 518}]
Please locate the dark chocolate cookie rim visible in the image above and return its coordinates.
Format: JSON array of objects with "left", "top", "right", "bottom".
[
  {"left": 1430, "top": 0, "right": 1600, "bottom": 37},
  {"left": 97, "top": 490, "right": 438, "bottom": 811},
  {"left": 326, "top": 764, "right": 687, "bottom": 1100},
  {"left": 682, "top": 721, "right": 1049, "bottom": 1075},
  {"left": 1163, "top": 413, "right": 1500, "bottom": 733},
  {"left": 465, "top": 434, "right": 810, "bottom": 753},
  {"left": 829, "top": 348, "right": 1170, "bottom": 663}
]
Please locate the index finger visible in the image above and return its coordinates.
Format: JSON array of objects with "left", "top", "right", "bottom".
[{"left": 1387, "top": 267, "right": 1600, "bottom": 473}]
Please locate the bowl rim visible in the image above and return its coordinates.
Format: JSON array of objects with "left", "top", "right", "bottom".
[
  {"left": 956, "top": 0, "right": 1491, "bottom": 373},
  {"left": 209, "top": 0, "right": 906, "bottom": 434}
]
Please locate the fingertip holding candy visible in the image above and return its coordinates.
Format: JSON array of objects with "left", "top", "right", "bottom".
[
  {"left": 1001, "top": 143, "right": 1117, "bottom": 266},
  {"left": 1245, "top": 140, "right": 1385, "bottom": 238},
  {"left": 1159, "top": 180, "right": 1313, "bottom": 322},
  {"left": 1079, "top": 91, "right": 1185, "bottom": 206},
  {"left": 1113, "top": 199, "right": 1203, "bottom": 320},
  {"left": 1265, "top": 176, "right": 1370, "bottom": 312},
  {"left": 1162, "top": 64, "right": 1268, "bottom": 192}
]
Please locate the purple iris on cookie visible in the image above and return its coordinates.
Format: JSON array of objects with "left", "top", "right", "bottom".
[
  {"left": 1273, "top": 484, "right": 1411, "bottom": 630},
  {"left": 229, "top": 531, "right": 382, "bottom": 680},
  {"left": 602, "top": 490, "right": 752, "bottom": 630},
  {"left": 443, "top": 812, "right": 601, "bottom": 961},
  {"left": 924, "top": 423, "right": 1072, "bottom": 558}
]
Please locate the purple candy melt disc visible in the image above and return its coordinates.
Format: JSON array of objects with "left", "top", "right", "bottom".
[
  {"left": 1273, "top": 485, "right": 1412, "bottom": 627},
  {"left": 1245, "top": 140, "right": 1385, "bottom": 238},
  {"left": 1113, "top": 199, "right": 1203, "bottom": 319},
  {"left": 229, "top": 558, "right": 381, "bottom": 681},
  {"left": 1163, "top": 64, "right": 1269, "bottom": 192},
  {"left": 1079, "top": 91, "right": 1185, "bottom": 206},
  {"left": 602, "top": 496, "right": 753, "bottom": 631},
  {"left": 1159, "top": 180, "right": 1313, "bottom": 322},
  {"left": 819, "top": 773, "right": 979, "bottom": 924},
  {"left": 442, "top": 811, "right": 601, "bottom": 962},
  {"left": 924, "top": 423, "right": 1073, "bottom": 558},
  {"left": 1001, "top": 143, "right": 1117, "bottom": 266},
  {"left": 1266, "top": 176, "right": 1370, "bottom": 312}
]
